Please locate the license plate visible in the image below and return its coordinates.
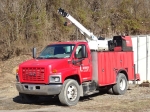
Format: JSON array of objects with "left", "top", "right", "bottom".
[{"left": 28, "top": 85, "right": 35, "bottom": 90}]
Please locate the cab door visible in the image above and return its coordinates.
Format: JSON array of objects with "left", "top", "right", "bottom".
[{"left": 74, "top": 44, "right": 92, "bottom": 82}]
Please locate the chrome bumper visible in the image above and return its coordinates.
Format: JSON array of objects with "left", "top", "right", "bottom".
[{"left": 16, "top": 83, "right": 62, "bottom": 95}]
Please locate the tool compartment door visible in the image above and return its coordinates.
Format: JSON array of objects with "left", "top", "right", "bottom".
[
  {"left": 97, "top": 52, "right": 134, "bottom": 86},
  {"left": 98, "top": 52, "right": 116, "bottom": 86}
]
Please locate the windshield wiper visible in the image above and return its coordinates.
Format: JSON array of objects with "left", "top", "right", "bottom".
[
  {"left": 36, "top": 57, "right": 45, "bottom": 59},
  {"left": 45, "top": 57, "right": 61, "bottom": 59},
  {"left": 36, "top": 56, "right": 63, "bottom": 59}
]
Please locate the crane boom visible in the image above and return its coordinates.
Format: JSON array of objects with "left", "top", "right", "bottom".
[
  {"left": 58, "top": 8, "right": 109, "bottom": 51},
  {"left": 58, "top": 8, "right": 98, "bottom": 41}
]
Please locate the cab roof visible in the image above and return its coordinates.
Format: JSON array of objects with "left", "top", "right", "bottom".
[{"left": 49, "top": 40, "right": 87, "bottom": 45}]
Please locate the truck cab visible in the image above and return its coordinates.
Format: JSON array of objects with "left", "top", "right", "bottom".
[{"left": 16, "top": 41, "right": 93, "bottom": 105}]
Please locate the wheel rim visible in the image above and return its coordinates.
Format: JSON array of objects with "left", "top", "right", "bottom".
[
  {"left": 120, "top": 79, "right": 126, "bottom": 91},
  {"left": 67, "top": 85, "right": 78, "bottom": 101}
]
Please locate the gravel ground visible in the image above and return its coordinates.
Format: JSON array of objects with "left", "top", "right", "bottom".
[
  {"left": 0, "top": 83, "right": 150, "bottom": 112},
  {"left": 0, "top": 55, "right": 150, "bottom": 112}
]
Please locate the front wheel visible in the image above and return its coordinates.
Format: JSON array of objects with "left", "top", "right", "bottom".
[
  {"left": 59, "top": 79, "right": 80, "bottom": 106},
  {"left": 112, "top": 73, "right": 128, "bottom": 95}
]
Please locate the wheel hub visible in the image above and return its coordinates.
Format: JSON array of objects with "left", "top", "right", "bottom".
[
  {"left": 120, "top": 79, "right": 126, "bottom": 90},
  {"left": 67, "top": 85, "right": 77, "bottom": 101}
]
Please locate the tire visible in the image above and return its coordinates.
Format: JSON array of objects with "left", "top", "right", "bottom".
[
  {"left": 107, "top": 86, "right": 114, "bottom": 94},
  {"left": 58, "top": 79, "right": 80, "bottom": 106},
  {"left": 99, "top": 86, "right": 113, "bottom": 94},
  {"left": 19, "top": 93, "right": 39, "bottom": 103},
  {"left": 112, "top": 73, "right": 128, "bottom": 95}
]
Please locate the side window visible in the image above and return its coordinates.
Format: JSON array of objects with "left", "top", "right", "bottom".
[{"left": 75, "top": 45, "right": 87, "bottom": 59}]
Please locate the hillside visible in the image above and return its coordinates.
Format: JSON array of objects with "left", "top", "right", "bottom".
[{"left": 0, "top": 0, "right": 150, "bottom": 61}]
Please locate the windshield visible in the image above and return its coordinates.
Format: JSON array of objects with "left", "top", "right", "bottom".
[{"left": 37, "top": 44, "right": 75, "bottom": 59}]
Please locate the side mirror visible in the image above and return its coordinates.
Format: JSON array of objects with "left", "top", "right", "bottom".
[
  {"left": 32, "top": 47, "right": 36, "bottom": 59},
  {"left": 81, "top": 45, "right": 87, "bottom": 58}
]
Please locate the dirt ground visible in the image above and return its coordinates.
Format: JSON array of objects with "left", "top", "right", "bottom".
[{"left": 0, "top": 55, "right": 150, "bottom": 112}]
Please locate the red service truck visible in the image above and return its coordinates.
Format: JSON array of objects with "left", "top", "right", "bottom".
[{"left": 16, "top": 8, "right": 140, "bottom": 106}]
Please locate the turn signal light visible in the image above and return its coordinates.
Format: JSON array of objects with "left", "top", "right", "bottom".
[
  {"left": 16, "top": 69, "right": 19, "bottom": 73},
  {"left": 52, "top": 69, "right": 57, "bottom": 73}
]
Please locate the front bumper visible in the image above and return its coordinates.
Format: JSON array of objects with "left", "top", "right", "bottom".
[{"left": 16, "top": 83, "right": 62, "bottom": 95}]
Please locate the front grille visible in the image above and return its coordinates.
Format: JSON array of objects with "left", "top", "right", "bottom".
[{"left": 22, "top": 67, "right": 45, "bottom": 81}]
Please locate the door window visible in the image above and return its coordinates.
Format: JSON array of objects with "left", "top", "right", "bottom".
[{"left": 75, "top": 45, "right": 87, "bottom": 59}]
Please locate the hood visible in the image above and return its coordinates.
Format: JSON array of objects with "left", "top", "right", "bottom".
[{"left": 19, "top": 58, "right": 70, "bottom": 69}]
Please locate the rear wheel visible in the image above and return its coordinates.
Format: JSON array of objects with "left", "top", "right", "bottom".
[
  {"left": 112, "top": 73, "right": 128, "bottom": 95},
  {"left": 107, "top": 86, "right": 114, "bottom": 94},
  {"left": 59, "top": 79, "right": 80, "bottom": 106},
  {"left": 99, "top": 86, "right": 113, "bottom": 94}
]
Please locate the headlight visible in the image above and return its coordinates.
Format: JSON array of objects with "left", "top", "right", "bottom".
[{"left": 49, "top": 75, "right": 62, "bottom": 83}]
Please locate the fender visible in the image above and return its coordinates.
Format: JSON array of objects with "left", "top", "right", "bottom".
[
  {"left": 60, "top": 67, "right": 82, "bottom": 84},
  {"left": 115, "top": 68, "right": 128, "bottom": 82},
  {"left": 60, "top": 67, "right": 84, "bottom": 96}
]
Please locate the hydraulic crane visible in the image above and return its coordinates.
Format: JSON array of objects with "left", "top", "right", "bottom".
[{"left": 58, "top": 8, "right": 109, "bottom": 51}]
